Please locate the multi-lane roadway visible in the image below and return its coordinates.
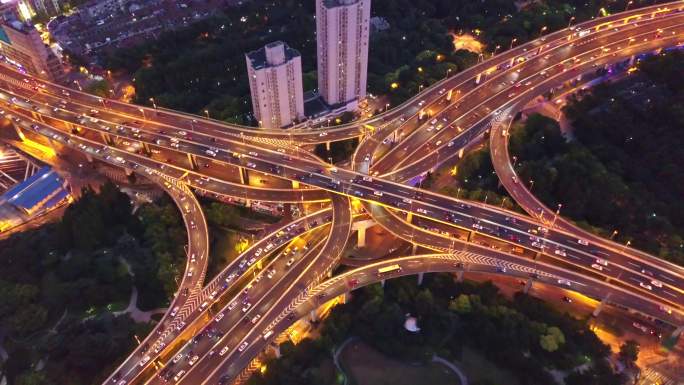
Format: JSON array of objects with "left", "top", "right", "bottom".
[{"left": 1, "top": 3, "right": 684, "bottom": 384}]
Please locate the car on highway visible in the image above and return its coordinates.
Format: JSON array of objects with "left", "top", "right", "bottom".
[
  {"left": 228, "top": 301, "right": 238, "bottom": 311},
  {"left": 286, "top": 258, "right": 295, "bottom": 267},
  {"left": 639, "top": 282, "right": 653, "bottom": 291},
  {"left": 554, "top": 249, "right": 567, "bottom": 257},
  {"left": 577, "top": 239, "right": 589, "bottom": 246},
  {"left": 238, "top": 341, "right": 249, "bottom": 352},
  {"left": 188, "top": 355, "right": 199, "bottom": 366},
  {"left": 172, "top": 353, "right": 183, "bottom": 364},
  {"left": 242, "top": 303, "right": 252, "bottom": 312},
  {"left": 251, "top": 314, "right": 261, "bottom": 324},
  {"left": 170, "top": 306, "right": 179, "bottom": 316},
  {"left": 590, "top": 263, "right": 604, "bottom": 271},
  {"left": 173, "top": 370, "right": 186, "bottom": 382},
  {"left": 215, "top": 312, "right": 225, "bottom": 322}
]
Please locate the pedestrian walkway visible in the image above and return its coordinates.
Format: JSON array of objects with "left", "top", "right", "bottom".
[{"left": 433, "top": 355, "right": 469, "bottom": 385}]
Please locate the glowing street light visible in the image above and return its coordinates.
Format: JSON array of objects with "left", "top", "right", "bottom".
[
  {"left": 510, "top": 38, "right": 518, "bottom": 50},
  {"left": 204, "top": 109, "right": 210, "bottom": 119},
  {"left": 149, "top": 97, "right": 157, "bottom": 109},
  {"left": 567, "top": 16, "right": 576, "bottom": 28}
]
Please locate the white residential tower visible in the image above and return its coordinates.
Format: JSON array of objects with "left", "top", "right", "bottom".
[
  {"left": 246, "top": 41, "right": 304, "bottom": 128},
  {"left": 316, "top": 0, "right": 371, "bottom": 112}
]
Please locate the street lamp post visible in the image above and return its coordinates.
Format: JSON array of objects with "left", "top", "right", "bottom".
[
  {"left": 625, "top": 0, "right": 634, "bottom": 11},
  {"left": 509, "top": 38, "right": 518, "bottom": 50},
  {"left": 138, "top": 108, "right": 146, "bottom": 120},
  {"left": 446, "top": 68, "right": 452, "bottom": 78},
  {"left": 552, "top": 203, "right": 562, "bottom": 227},
  {"left": 539, "top": 26, "right": 548, "bottom": 38},
  {"left": 610, "top": 229, "right": 619, "bottom": 240},
  {"left": 149, "top": 97, "right": 157, "bottom": 109},
  {"left": 492, "top": 45, "right": 501, "bottom": 56},
  {"left": 204, "top": 109, "right": 210, "bottom": 119},
  {"left": 567, "top": 16, "right": 576, "bottom": 28},
  {"left": 529, "top": 179, "right": 535, "bottom": 192},
  {"left": 512, "top": 155, "right": 518, "bottom": 167},
  {"left": 500, "top": 197, "right": 508, "bottom": 208},
  {"left": 73, "top": 80, "right": 82, "bottom": 91},
  {"left": 385, "top": 103, "right": 390, "bottom": 112}
]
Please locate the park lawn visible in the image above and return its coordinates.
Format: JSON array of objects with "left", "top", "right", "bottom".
[
  {"left": 339, "top": 340, "right": 461, "bottom": 385},
  {"left": 460, "top": 347, "right": 520, "bottom": 385}
]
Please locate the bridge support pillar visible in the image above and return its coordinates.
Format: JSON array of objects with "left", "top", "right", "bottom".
[
  {"left": 309, "top": 310, "right": 318, "bottom": 323},
  {"left": 357, "top": 227, "right": 367, "bottom": 248},
  {"left": 100, "top": 132, "right": 113, "bottom": 145},
  {"left": 380, "top": 279, "right": 385, "bottom": 288},
  {"left": 270, "top": 343, "right": 281, "bottom": 358},
  {"left": 629, "top": 55, "right": 636, "bottom": 66},
  {"left": 417, "top": 272, "right": 424, "bottom": 286},
  {"left": 670, "top": 325, "right": 684, "bottom": 340},
  {"left": 458, "top": 148, "right": 464, "bottom": 159},
  {"left": 186, "top": 153, "right": 198, "bottom": 170},
  {"left": 325, "top": 141, "right": 331, "bottom": 151},
  {"left": 523, "top": 278, "right": 533, "bottom": 294},
  {"left": 13, "top": 123, "right": 25, "bottom": 141},
  {"left": 339, "top": 293, "right": 347, "bottom": 304},
  {"left": 412, "top": 243, "right": 418, "bottom": 255},
  {"left": 85, "top": 153, "right": 93, "bottom": 163},
  {"left": 141, "top": 142, "right": 151, "bottom": 156},
  {"left": 238, "top": 166, "right": 249, "bottom": 185},
  {"left": 592, "top": 295, "right": 611, "bottom": 317},
  {"left": 124, "top": 168, "right": 133, "bottom": 177},
  {"left": 456, "top": 270, "right": 464, "bottom": 282}
]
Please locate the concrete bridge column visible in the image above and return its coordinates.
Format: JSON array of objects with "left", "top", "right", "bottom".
[
  {"left": 523, "top": 278, "right": 533, "bottom": 294},
  {"left": 124, "top": 168, "right": 133, "bottom": 177},
  {"left": 85, "top": 153, "right": 94, "bottom": 163},
  {"left": 592, "top": 294, "right": 611, "bottom": 317},
  {"left": 412, "top": 243, "right": 418, "bottom": 255},
  {"left": 380, "top": 279, "right": 385, "bottom": 288},
  {"left": 238, "top": 166, "right": 249, "bottom": 185},
  {"left": 456, "top": 270, "right": 464, "bottom": 282},
  {"left": 141, "top": 142, "right": 151, "bottom": 156},
  {"left": 270, "top": 343, "right": 281, "bottom": 358},
  {"left": 629, "top": 55, "right": 636, "bottom": 66},
  {"left": 100, "top": 132, "right": 113, "bottom": 145},
  {"left": 357, "top": 227, "right": 367, "bottom": 248},
  {"left": 309, "top": 310, "right": 318, "bottom": 323},
  {"left": 186, "top": 153, "right": 198, "bottom": 170},
  {"left": 325, "top": 141, "right": 331, "bottom": 151},
  {"left": 13, "top": 123, "right": 25, "bottom": 141},
  {"left": 417, "top": 272, "right": 424, "bottom": 286},
  {"left": 339, "top": 293, "right": 347, "bottom": 304}
]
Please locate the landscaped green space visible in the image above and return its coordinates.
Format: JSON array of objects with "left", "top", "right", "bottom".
[
  {"left": 249, "top": 275, "right": 630, "bottom": 385},
  {"left": 339, "top": 340, "right": 461, "bottom": 385},
  {"left": 0, "top": 182, "right": 192, "bottom": 385}
]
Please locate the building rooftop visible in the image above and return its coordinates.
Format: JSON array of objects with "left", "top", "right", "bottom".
[
  {"left": 322, "top": 0, "right": 362, "bottom": 8},
  {"left": 246, "top": 41, "right": 300, "bottom": 70},
  {"left": 1, "top": 166, "right": 67, "bottom": 212}
]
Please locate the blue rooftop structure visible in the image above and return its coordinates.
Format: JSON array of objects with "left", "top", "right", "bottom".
[{"left": 0, "top": 167, "right": 70, "bottom": 231}]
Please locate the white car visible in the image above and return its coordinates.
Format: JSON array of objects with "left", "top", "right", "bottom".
[
  {"left": 170, "top": 306, "right": 179, "bottom": 317},
  {"left": 639, "top": 282, "right": 653, "bottom": 291},
  {"left": 173, "top": 370, "right": 186, "bottom": 382},
  {"left": 251, "top": 314, "right": 261, "bottom": 324},
  {"left": 215, "top": 312, "right": 225, "bottom": 322},
  {"left": 238, "top": 341, "right": 249, "bottom": 352},
  {"left": 577, "top": 239, "right": 589, "bottom": 246},
  {"left": 554, "top": 249, "right": 567, "bottom": 257},
  {"left": 651, "top": 279, "right": 663, "bottom": 288},
  {"left": 590, "top": 263, "right": 604, "bottom": 271},
  {"left": 595, "top": 258, "right": 608, "bottom": 266},
  {"left": 172, "top": 353, "right": 183, "bottom": 364},
  {"left": 242, "top": 303, "right": 252, "bottom": 313},
  {"left": 219, "top": 346, "right": 230, "bottom": 356}
]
